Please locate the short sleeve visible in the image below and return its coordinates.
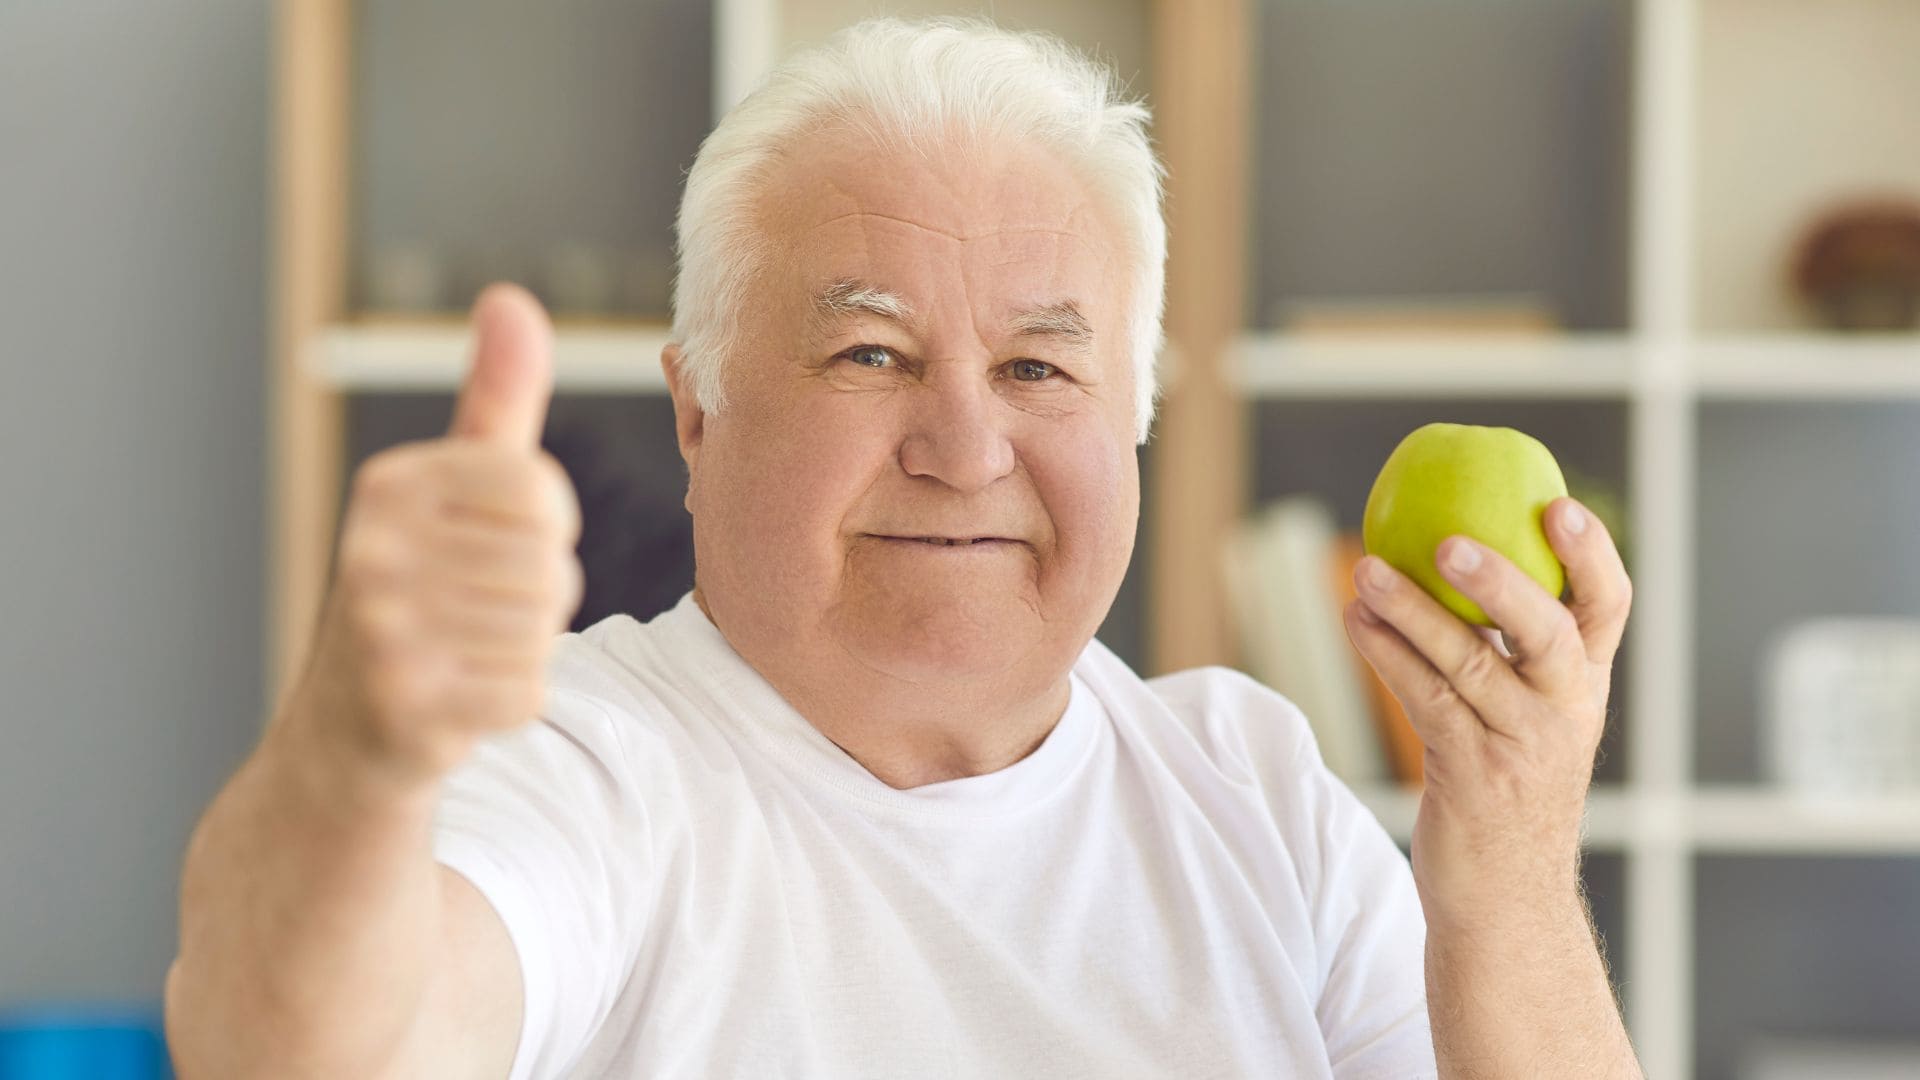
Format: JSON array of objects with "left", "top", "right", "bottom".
[
  {"left": 1146, "top": 664, "right": 1438, "bottom": 1077},
  {"left": 432, "top": 686, "right": 650, "bottom": 1080},
  {"left": 1301, "top": 748, "right": 1437, "bottom": 1078}
]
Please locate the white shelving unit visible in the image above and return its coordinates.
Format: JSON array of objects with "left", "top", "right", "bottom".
[
  {"left": 315, "top": 322, "right": 671, "bottom": 392},
  {"left": 284, "top": 1, "right": 1920, "bottom": 1076},
  {"left": 316, "top": 329, "right": 1920, "bottom": 402},
  {"left": 1244, "top": 1, "right": 1920, "bottom": 1076},
  {"left": 1234, "top": 335, "right": 1638, "bottom": 399}
]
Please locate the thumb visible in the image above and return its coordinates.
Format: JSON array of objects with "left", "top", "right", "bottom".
[{"left": 449, "top": 282, "right": 554, "bottom": 449}]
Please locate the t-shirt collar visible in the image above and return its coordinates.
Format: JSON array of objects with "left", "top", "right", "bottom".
[{"left": 647, "top": 591, "right": 1103, "bottom": 819}]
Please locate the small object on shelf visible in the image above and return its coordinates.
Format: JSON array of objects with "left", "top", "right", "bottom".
[
  {"left": 1789, "top": 198, "right": 1920, "bottom": 331},
  {"left": 1763, "top": 617, "right": 1920, "bottom": 796},
  {"left": 1328, "top": 530, "right": 1424, "bottom": 789},
  {"left": 1223, "top": 497, "right": 1387, "bottom": 785},
  {"left": 1362, "top": 422, "right": 1568, "bottom": 628},
  {"left": 1268, "top": 293, "right": 1561, "bottom": 338}
]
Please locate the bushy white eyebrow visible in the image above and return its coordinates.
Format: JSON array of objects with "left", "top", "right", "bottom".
[
  {"left": 809, "top": 278, "right": 1093, "bottom": 356},
  {"left": 810, "top": 279, "right": 917, "bottom": 328},
  {"left": 1007, "top": 301, "right": 1093, "bottom": 352}
]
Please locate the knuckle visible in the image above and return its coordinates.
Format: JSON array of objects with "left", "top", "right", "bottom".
[
  {"left": 1453, "top": 642, "right": 1504, "bottom": 690},
  {"left": 353, "top": 446, "right": 423, "bottom": 505},
  {"left": 533, "top": 453, "right": 583, "bottom": 540},
  {"left": 1422, "top": 671, "right": 1470, "bottom": 716},
  {"left": 1480, "top": 573, "right": 1514, "bottom": 614},
  {"left": 339, "top": 528, "right": 410, "bottom": 595},
  {"left": 1547, "top": 603, "right": 1581, "bottom": 644},
  {"left": 493, "top": 462, "right": 550, "bottom": 525}
]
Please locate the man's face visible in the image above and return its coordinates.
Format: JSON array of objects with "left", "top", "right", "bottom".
[{"left": 676, "top": 128, "right": 1140, "bottom": 692}]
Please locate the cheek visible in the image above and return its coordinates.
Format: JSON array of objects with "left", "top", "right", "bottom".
[
  {"left": 705, "top": 391, "right": 894, "bottom": 548},
  {"left": 1029, "top": 426, "right": 1139, "bottom": 571}
]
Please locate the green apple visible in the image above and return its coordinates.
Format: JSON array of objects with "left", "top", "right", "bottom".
[{"left": 1362, "top": 422, "right": 1569, "bottom": 627}]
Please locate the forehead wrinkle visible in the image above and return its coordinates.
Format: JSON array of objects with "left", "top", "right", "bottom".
[{"left": 806, "top": 209, "right": 1084, "bottom": 243}]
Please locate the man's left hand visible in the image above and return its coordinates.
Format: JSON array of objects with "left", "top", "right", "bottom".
[{"left": 1342, "top": 496, "right": 1633, "bottom": 934}]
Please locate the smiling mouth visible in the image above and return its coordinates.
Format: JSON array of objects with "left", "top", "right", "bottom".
[{"left": 874, "top": 535, "right": 1016, "bottom": 547}]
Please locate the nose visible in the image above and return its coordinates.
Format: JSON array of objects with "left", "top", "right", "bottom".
[{"left": 897, "top": 370, "right": 1016, "bottom": 494}]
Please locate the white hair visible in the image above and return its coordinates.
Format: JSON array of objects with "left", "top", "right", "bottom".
[{"left": 668, "top": 15, "right": 1168, "bottom": 443}]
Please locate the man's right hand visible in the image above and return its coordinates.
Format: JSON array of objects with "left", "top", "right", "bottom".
[
  {"left": 292, "top": 282, "right": 585, "bottom": 787},
  {"left": 168, "top": 282, "right": 576, "bottom": 1079}
]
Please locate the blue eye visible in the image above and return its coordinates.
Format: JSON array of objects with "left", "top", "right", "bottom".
[
  {"left": 846, "top": 345, "right": 895, "bottom": 368},
  {"left": 1011, "top": 359, "right": 1056, "bottom": 382}
]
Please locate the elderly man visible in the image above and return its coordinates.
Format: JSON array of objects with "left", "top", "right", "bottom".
[{"left": 168, "top": 17, "right": 1640, "bottom": 1080}]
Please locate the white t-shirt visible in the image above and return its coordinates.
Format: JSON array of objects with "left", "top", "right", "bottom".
[{"left": 432, "top": 592, "right": 1436, "bottom": 1079}]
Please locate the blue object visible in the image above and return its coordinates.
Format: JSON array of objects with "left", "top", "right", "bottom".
[{"left": 0, "top": 1005, "right": 171, "bottom": 1080}]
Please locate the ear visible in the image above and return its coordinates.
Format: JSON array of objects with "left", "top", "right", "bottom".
[
  {"left": 660, "top": 342, "right": 705, "bottom": 508},
  {"left": 661, "top": 342, "right": 707, "bottom": 457}
]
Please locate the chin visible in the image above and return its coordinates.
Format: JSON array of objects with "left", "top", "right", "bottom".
[{"left": 829, "top": 589, "right": 1042, "bottom": 685}]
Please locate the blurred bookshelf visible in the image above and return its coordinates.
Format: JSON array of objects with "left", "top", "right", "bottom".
[{"left": 272, "top": 1, "right": 1920, "bottom": 1077}]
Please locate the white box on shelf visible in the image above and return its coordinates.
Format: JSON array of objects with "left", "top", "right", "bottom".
[{"left": 1763, "top": 617, "right": 1920, "bottom": 795}]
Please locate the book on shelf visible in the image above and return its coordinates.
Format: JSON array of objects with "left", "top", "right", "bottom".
[
  {"left": 1327, "top": 531, "right": 1425, "bottom": 788},
  {"left": 1268, "top": 293, "right": 1561, "bottom": 338},
  {"left": 1223, "top": 497, "right": 1425, "bottom": 790}
]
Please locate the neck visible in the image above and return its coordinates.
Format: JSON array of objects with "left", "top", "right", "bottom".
[
  {"left": 815, "top": 677, "right": 1073, "bottom": 789},
  {"left": 694, "top": 587, "right": 1074, "bottom": 789}
]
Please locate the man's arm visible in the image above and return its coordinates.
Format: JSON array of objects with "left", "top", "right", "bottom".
[
  {"left": 167, "top": 284, "right": 582, "bottom": 1078},
  {"left": 167, "top": 709, "right": 521, "bottom": 1079},
  {"left": 1343, "top": 496, "right": 1643, "bottom": 1079},
  {"left": 1423, "top": 890, "right": 1637, "bottom": 1079}
]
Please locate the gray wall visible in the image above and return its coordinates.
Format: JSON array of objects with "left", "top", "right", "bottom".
[{"left": 0, "top": 3, "right": 269, "bottom": 1003}]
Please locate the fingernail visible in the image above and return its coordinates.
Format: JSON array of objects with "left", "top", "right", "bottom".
[
  {"left": 1365, "top": 557, "right": 1396, "bottom": 591},
  {"left": 1447, "top": 539, "right": 1482, "bottom": 574},
  {"left": 1562, "top": 503, "right": 1587, "bottom": 534}
]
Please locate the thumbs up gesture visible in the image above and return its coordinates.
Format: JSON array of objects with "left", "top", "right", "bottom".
[{"left": 289, "top": 284, "right": 585, "bottom": 787}]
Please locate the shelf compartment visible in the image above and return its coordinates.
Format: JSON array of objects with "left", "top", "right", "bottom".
[
  {"left": 1692, "top": 401, "right": 1920, "bottom": 784},
  {"left": 1694, "top": 854, "right": 1920, "bottom": 1080},
  {"left": 1248, "top": 0, "right": 1635, "bottom": 333},
  {"left": 350, "top": 0, "right": 712, "bottom": 319},
  {"left": 1693, "top": 0, "right": 1920, "bottom": 333}
]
